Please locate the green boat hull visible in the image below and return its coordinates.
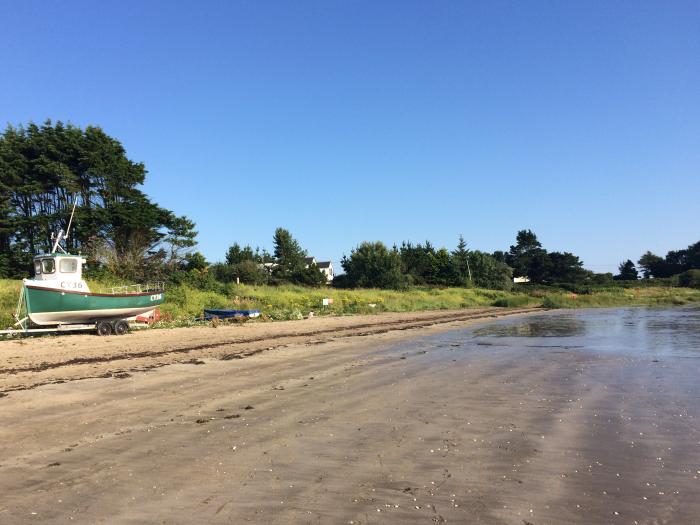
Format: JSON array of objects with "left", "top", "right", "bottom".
[{"left": 25, "top": 285, "right": 164, "bottom": 326}]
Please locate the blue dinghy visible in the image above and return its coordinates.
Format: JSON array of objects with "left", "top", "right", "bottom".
[{"left": 202, "top": 309, "right": 261, "bottom": 321}]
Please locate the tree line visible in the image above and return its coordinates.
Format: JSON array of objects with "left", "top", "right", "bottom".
[
  {"left": 616, "top": 240, "right": 700, "bottom": 287},
  {"left": 211, "top": 229, "right": 597, "bottom": 291},
  {"left": 336, "top": 236, "right": 514, "bottom": 290},
  {"left": 2, "top": 122, "right": 698, "bottom": 290},
  {"left": 208, "top": 227, "right": 327, "bottom": 287},
  {"left": 173, "top": 224, "right": 700, "bottom": 291}
]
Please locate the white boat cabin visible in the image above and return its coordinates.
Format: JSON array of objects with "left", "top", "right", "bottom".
[{"left": 27, "top": 253, "right": 90, "bottom": 292}]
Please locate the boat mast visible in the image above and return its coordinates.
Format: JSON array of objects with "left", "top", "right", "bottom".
[{"left": 51, "top": 197, "right": 78, "bottom": 254}]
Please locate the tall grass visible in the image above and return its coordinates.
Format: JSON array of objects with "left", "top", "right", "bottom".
[
  {"left": 0, "top": 280, "right": 22, "bottom": 328},
  {"left": 156, "top": 284, "right": 539, "bottom": 322},
  {"left": 1, "top": 278, "right": 699, "bottom": 329},
  {"left": 540, "top": 286, "right": 700, "bottom": 308}
]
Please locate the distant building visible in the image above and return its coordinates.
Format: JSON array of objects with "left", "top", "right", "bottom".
[
  {"left": 261, "top": 262, "right": 278, "bottom": 274},
  {"left": 258, "top": 257, "right": 333, "bottom": 283},
  {"left": 513, "top": 276, "right": 530, "bottom": 284},
  {"left": 305, "top": 257, "right": 334, "bottom": 284},
  {"left": 316, "top": 261, "right": 334, "bottom": 283}
]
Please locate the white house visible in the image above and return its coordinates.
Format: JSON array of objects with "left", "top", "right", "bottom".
[
  {"left": 258, "top": 257, "right": 333, "bottom": 283},
  {"left": 316, "top": 261, "right": 334, "bottom": 283},
  {"left": 305, "top": 257, "right": 334, "bottom": 284},
  {"left": 260, "top": 262, "right": 278, "bottom": 274}
]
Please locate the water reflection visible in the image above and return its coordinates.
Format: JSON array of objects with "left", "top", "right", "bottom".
[
  {"left": 473, "top": 316, "right": 586, "bottom": 338},
  {"left": 465, "top": 306, "right": 700, "bottom": 358}
]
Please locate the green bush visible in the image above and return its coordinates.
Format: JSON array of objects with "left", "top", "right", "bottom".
[
  {"left": 541, "top": 296, "right": 565, "bottom": 308},
  {"left": 677, "top": 269, "right": 700, "bottom": 289},
  {"left": 167, "top": 269, "right": 225, "bottom": 292},
  {"left": 492, "top": 295, "right": 535, "bottom": 308},
  {"left": 210, "top": 261, "right": 269, "bottom": 285}
]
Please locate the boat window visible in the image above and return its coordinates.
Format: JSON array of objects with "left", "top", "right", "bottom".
[
  {"left": 60, "top": 258, "right": 78, "bottom": 273},
  {"left": 34, "top": 260, "right": 42, "bottom": 275},
  {"left": 41, "top": 258, "right": 56, "bottom": 274}
]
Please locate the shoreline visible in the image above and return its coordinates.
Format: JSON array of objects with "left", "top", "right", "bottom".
[
  {"left": 2, "top": 278, "right": 699, "bottom": 330},
  {"left": 0, "top": 307, "right": 539, "bottom": 394},
  {"left": 1, "top": 306, "right": 698, "bottom": 524}
]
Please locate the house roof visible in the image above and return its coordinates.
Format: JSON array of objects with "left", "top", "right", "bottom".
[
  {"left": 304, "top": 257, "right": 316, "bottom": 264},
  {"left": 317, "top": 261, "right": 332, "bottom": 268}
]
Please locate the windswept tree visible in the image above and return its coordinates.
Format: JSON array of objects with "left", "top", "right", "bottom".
[
  {"left": 547, "top": 251, "right": 587, "bottom": 283},
  {"left": 506, "top": 229, "right": 548, "bottom": 281},
  {"left": 503, "top": 230, "right": 587, "bottom": 284},
  {"left": 0, "top": 120, "right": 196, "bottom": 279},
  {"left": 637, "top": 251, "right": 666, "bottom": 278},
  {"left": 665, "top": 241, "right": 700, "bottom": 274},
  {"left": 615, "top": 260, "right": 638, "bottom": 281},
  {"left": 636, "top": 242, "right": 700, "bottom": 279},
  {"left": 163, "top": 214, "right": 198, "bottom": 269},
  {"left": 685, "top": 241, "right": 700, "bottom": 270}
]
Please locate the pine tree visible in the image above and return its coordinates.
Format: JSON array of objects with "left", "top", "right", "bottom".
[
  {"left": 451, "top": 235, "right": 471, "bottom": 286},
  {"left": 272, "top": 227, "right": 306, "bottom": 272}
]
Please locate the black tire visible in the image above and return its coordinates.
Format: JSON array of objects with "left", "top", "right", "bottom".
[
  {"left": 114, "top": 320, "right": 130, "bottom": 336},
  {"left": 96, "top": 320, "right": 112, "bottom": 336}
]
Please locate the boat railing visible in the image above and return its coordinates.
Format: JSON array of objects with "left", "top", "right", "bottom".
[{"left": 108, "top": 282, "right": 165, "bottom": 295}]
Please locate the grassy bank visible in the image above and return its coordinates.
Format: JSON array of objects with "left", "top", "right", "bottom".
[
  {"left": 158, "top": 284, "right": 538, "bottom": 324},
  {"left": 1, "top": 279, "right": 699, "bottom": 329}
]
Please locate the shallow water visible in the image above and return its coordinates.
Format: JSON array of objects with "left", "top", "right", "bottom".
[{"left": 420, "top": 306, "right": 700, "bottom": 359}]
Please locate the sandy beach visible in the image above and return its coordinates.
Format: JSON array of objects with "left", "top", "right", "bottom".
[
  {"left": 1, "top": 308, "right": 698, "bottom": 524},
  {"left": 0, "top": 308, "right": 535, "bottom": 394}
]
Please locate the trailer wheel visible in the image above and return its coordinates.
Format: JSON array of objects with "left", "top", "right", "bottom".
[
  {"left": 114, "top": 320, "right": 130, "bottom": 336},
  {"left": 96, "top": 320, "right": 112, "bottom": 336}
]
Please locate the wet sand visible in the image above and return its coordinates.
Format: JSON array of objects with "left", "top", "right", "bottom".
[
  {"left": 0, "top": 308, "right": 535, "bottom": 393},
  {"left": 1, "top": 309, "right": 698, "bottom": 524}
]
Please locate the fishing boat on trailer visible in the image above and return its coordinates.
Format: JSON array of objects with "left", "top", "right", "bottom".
[
  {"left": 5, "top": 200, "right": 165, "bottom": 336},
  {"left": 22, "top": 253, "right": 164, "bottom": 329}
]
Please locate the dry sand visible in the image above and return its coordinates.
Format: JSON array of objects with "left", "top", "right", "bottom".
[{"left": 0, "top": 308, "right": 698, "bottom": 524}]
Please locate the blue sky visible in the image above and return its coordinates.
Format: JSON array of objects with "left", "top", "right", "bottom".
[{"left": 1, "top": 1, "right": 698, "bottom": 272}]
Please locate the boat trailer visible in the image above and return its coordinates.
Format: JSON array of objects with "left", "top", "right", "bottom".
[
  {"left": 0, "top": 319, "right": 146, "bottom": 338},
  {"left": 1, "top": 281, "right": 151, "bottom": 337}
]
